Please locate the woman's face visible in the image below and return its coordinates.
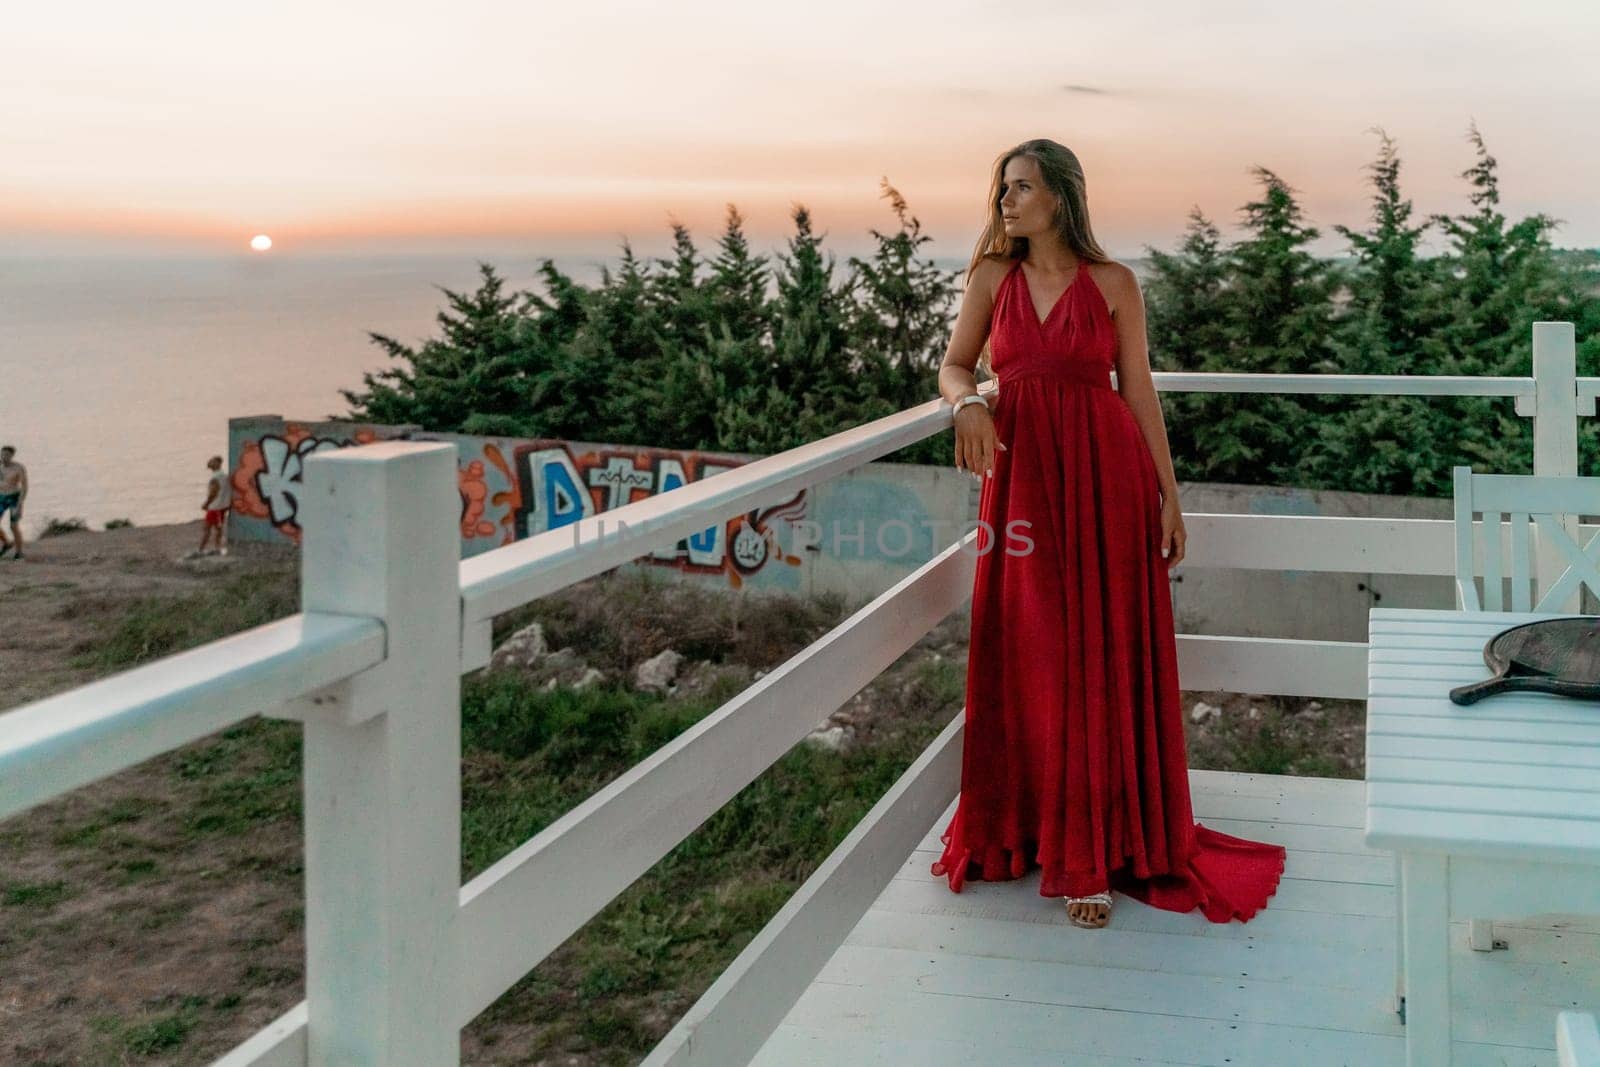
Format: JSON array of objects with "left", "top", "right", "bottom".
[{"left": 999, "top": 155, "right": 1056, "bottom": 241}]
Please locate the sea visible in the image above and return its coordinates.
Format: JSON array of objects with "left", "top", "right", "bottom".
[
  {"left": 0, "top": 252, "right": 546, "bottom": 535},
  {"left": 0, "top": 249, "right": 1126, "bottom": 536}
]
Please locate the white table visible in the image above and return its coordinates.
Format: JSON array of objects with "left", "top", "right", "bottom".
[{"left": 1365, "top": 607, "right": 1600, "bottom": 1067}]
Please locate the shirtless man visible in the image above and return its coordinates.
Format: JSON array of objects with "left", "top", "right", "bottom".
[{"left": 0, "top": 445, "right": 27, "bottom": 561}]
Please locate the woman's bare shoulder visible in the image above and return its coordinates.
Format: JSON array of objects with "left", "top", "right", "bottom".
[
  {"left": 969, "top": 254, "right": 1014, "bottom": 304},
  {"left": 1087, "top": 258, "right": 1138, "bottom": 289},
  {"left": 1086, "top": 259, "right": 1140, "bottom": 316}
]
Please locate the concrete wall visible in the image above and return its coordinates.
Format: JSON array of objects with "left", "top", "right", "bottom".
[
  {"left": 1168, "top": 482, "right": 1449, "bottom": 643},
  {"left": 226, "top": 415, "right": 975, "bottom": 600},
  {"left": 1167, "top": 481, "right": 1596, "bottom": 641}
]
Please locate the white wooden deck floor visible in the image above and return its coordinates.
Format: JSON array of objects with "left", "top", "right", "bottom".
[{"left": 750, "top": 770, "right": 1597, "bottom": 1066}]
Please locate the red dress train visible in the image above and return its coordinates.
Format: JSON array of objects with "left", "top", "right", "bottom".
[{"left": 930, "top": 257, "right": 1286, "bottom": 923}]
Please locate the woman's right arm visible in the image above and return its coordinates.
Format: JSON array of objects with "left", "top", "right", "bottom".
[
  {"left": 938, "top": 258, "right": 1002, "bottom": 406},
  {"left": 938, "top": 259, "right": 1006, "bottom": 477}
]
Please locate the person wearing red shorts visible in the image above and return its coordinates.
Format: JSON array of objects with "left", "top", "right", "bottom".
[{"left": 198, "top": 454, "right": 232, "bottom": 556}]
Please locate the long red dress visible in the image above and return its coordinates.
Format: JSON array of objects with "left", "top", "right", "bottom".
[{"left": 930, "top": 257, "right": 1287, "bottom": 923}]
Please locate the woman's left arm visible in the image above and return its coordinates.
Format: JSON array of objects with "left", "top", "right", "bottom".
[{"left": 1106, "top": 264, "right": 1186, "bottom": 565}]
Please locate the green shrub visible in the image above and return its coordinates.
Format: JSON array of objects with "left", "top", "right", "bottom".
[{"left": 41, "top": 516, "right": 89, "bottom": 537}]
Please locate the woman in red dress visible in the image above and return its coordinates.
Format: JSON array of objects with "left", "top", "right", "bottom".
[{"left": 932, "top": 139, "right": 1286, "bottom": 928}]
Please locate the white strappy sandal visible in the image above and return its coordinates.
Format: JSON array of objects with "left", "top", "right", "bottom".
[{"left": 1064, "top": 890, "right": 1113, "bottom": 928}]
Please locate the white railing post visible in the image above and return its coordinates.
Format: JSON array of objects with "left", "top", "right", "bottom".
[
  {"left": 1531, "top": 322, "right": 1580, "bottom": 611},
  {"left": 296, "top": 441, "right": 462, "bottom": 1066}
]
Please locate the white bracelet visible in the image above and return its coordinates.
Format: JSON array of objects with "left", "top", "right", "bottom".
[{"left": 953, "top": 393, "right": 988, "bottom": 415}]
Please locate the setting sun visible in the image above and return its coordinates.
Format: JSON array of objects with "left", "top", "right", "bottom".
[{"left": 249, "top": 234, "right": 272, "bottom": 252}]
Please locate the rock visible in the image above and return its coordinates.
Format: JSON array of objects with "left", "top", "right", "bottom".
[
  {"left": 672, "top": 661, "right": 755, "bottom": 702},
  {"left": 1189, "top": 700, "right": 1219, "bottom": 724},
  {"left": 831, "top": 692, "right": 876, "bottom": 728},
  {"left": 1306, "top": 700, "right": 1324, "bottom": 712},
  {"left": 1248, "top": 706, "right": 1261, "bottom": 720},
  {"left": 542, "top": 647, "right": 583, "bottom": 672},
  {"left": 804, "top": 724, "right": 851, "bottom": 751},
  {"left": 535, "top": 648, "right": 596, "bottom": 689},
  {"left": 489, "top": 622, "right": 548, "bottom": 672},
  {"left": 634, "top": 649, "right": 684, "bottom": 692},
  {"left": 488, "top": 629, "right": 611, "bottom": 690}
]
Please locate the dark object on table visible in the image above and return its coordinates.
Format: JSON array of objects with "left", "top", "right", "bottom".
[{"left": 1450, "top": 616, "right": 1600, "bottom": 705}]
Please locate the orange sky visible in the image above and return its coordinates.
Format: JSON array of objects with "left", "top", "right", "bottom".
[{"left": 5, "top": 0, "right": 1598, "bottom": 260}]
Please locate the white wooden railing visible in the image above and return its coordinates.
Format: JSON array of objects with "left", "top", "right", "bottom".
[{"left": 0, "top": 321, "right": 1585, "bottom": 1065}]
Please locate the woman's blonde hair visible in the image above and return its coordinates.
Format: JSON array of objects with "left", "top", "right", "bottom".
[{"left": 966, "top": 139, "right": 1112, "bottom": 376}]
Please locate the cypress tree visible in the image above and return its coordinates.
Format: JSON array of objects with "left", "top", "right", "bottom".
[
  {"left": 1145, "top": 208, "right": 1230, "bottom": 373},
  {"left": 1334, "top": 129, "right": 1444, "bottom": 374},
  {"left": 639, "top": 222, "right": 724, "bottom": 449},
  {"left": 707, "top": 204, "right": 772, "bottom": 347},
  {"left": 342, "top": 263, "right": 545, "bottom": 434},
  {"left": 553, "top": 240, "right": 662, "bottom": 443},
  {"left": 844, "top": 179, "right": 962, "bottom": 465},
  {"left": 1430, "top": 123, "right": 1569, "bottom": 476},
  {"left": 1184, "top": 168, "right": 1341, "bottom": 487},
  {"left": 1313, "top": 131, "right": 1452, "bottom": 493},
  {"left": 716, "top": 205, "right": 856, "bottom": 454},
  {"left": 1143, "top": 208, "right": 1230, "bottom": 484},
  {"left": 1432, "top": 123, "right": 1563, "bottom": 380}
]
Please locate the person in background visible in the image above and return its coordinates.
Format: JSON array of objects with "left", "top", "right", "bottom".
[
  {"left": 198, "top": 454, "right": 231, "bottom": 556},
  {"left": 0, "top": 445, "right": 27, "bottom": 561}
]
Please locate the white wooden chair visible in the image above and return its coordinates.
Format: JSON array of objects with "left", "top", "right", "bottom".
[
  {"left": 1452, "top": 464, "right": 1600, "bottom": 614},
  {"left": 1560, "top": 1011, "right": 1600, "bottom": 1067},
  {"left": 1449, "top": 464, "right": 1600, "bottom": 954}
]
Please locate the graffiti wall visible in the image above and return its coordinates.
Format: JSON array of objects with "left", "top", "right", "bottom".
[{"left": 228, "top": 416, "right": 971, "bottom": 598}]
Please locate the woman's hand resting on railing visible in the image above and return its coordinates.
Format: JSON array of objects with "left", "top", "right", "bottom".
[{"left": 953, "top": 392, "right": 1005, "bottom": 479}]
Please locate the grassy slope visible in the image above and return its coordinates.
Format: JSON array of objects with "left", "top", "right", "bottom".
[{"left": 1, "top": 567, "right": 964, "bottom": 1064}]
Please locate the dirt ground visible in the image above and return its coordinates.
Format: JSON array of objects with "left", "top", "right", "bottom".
[
  {"left": 1, "top": 524, "right": 308, "bottom": 1065},
  {"left": 0, "top": 522, "right": 294, "bottom": 709}
]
